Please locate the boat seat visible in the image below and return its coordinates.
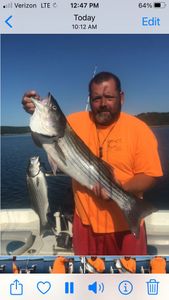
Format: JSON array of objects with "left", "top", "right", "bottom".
[{"left": 1, "top": 231, "right": 35, "bottom": 255}]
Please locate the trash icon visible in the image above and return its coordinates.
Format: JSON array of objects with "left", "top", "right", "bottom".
[{"left": 146, "top": 279, "right": 159, "bottom": 295}]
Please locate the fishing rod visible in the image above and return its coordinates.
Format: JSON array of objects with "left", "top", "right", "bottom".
[{"left": 85, "top": 65, "right": 97, "bottom": 111}]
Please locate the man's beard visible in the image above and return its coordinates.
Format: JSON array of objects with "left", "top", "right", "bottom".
[{"left": 93, "top": 102, "right": 121, "bottom": 126}]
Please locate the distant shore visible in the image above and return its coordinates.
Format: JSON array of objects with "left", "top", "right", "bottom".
[
  {"left": 1, "top": 125, "right": 169, "bottom": 136},
  {"left": 1, "top": 112, "right": 169, "bottom": 135},
  {"left": 151, "top": 125, "right": 169, "bottom": 128}
]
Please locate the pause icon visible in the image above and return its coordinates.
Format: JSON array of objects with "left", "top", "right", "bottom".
[{"left": 65, "top": 282, "right": 74, "bottom": 294}]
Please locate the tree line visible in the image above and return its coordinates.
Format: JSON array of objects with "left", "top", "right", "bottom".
[{"left": 1, "top": 112, "right": 169, "bottom": 134}]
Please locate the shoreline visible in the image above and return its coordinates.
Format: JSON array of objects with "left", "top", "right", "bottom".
[
  {"left": 1, "top": 125, "right": 169, "bottom": 135},
  {"left": 150, "top": 125, "right": 169, "bottom": 128}
]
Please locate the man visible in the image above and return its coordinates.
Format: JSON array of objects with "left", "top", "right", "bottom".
[
  {"left": 149, "top": 256, "right": 166, "bottom": 273},
  {"left": 22, "top": 71, "right": 163, "bottom": 255},
  {"left": 12, "top": 256, "right": 20, "bottom": 274},
  {"left": 85, "top": 256, "right": 105, "bottom": 273},
  {"left": 116, "top": 256, "right": 136, "bottom": 273},
  {"left": 49, "top": 256, "right": 69, "bottom": 273}
]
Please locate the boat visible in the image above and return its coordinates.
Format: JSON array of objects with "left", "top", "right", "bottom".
[
  {"left": 1, "top": 208, "right": 169, "bottom": 256},
  {"left": 0, "top": 207, "right": 73, "bottom": 256},
  {"left": 1, "top": 156, "right": 169, "bottom": 256}
]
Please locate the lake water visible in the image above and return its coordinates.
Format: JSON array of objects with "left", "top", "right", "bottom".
[{"left": 1, "top": 127, "right": 169, "bottom": 212}]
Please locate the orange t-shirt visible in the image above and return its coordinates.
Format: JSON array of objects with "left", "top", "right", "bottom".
[
  {"left": 87, "top": 258, "right": 105, "bottom": 273},
  {"left": 120, "top": 258, "right": 136, "bottom": 273},
  {"left": 150, "top": 257, "right": 166, "bottom": 273},
  {"left": 67, "top": 111, "right": 163, "bottom": 233},
  {"left": 51, "top": 256, "right": 67, "bottom": 273}
]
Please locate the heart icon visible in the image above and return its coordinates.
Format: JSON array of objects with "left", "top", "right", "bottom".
[{"left": 37, "top": 281, "right": 51, "bottom": 294}]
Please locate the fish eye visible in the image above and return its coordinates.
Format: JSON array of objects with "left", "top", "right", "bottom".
[{"left": 52, "top": 105, "right": 57, "bottom": 111}]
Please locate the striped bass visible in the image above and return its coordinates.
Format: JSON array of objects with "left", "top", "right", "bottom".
[
  {"left": 29, "top": 93, "right": 155, "bottom": 237},
  {"left": 26, "top": 156, "right": 50, "bottom": 230}
]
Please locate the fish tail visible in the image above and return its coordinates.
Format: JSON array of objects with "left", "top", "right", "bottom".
[{"left": 127, "top": 198, "right": 157, "bottom": 238}]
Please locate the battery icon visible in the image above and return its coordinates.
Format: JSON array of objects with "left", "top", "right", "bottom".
[{"left": 154, "top": 2, "right": 167, "bottom": 8}]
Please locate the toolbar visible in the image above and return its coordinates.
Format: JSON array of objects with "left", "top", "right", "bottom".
[
  {"left": 1, "top": 274, "right": 169, "bottom": 299},
  {"left": 0, "top": 0, "right": 169, "bottom": 33}
]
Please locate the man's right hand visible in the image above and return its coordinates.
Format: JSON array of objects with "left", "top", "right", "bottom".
[{"left": 22, "top": 90, "right": 40, "bottom": 114}]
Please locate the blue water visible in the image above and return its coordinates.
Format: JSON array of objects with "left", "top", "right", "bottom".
[
  {"left": 144, "top": 127, "right": 169, "bottom": 208},
  {"left": 0, "top": 257, "right": 13, "bottom": 273},
  {"left": 1, "top": 127, "right": 169, "bottom": 211}
]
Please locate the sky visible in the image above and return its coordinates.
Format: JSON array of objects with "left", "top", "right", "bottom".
[{"left": 1, "top": 34, "right": 169, "bottom": 126}]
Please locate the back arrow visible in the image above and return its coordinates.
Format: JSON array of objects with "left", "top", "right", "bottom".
[{"left": 5, "top": 15, "right": 13, "bottom": 28}]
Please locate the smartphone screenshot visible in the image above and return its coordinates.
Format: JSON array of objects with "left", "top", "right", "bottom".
[{"left": 1, "top": 0, "right": 169, "bottom": 299}]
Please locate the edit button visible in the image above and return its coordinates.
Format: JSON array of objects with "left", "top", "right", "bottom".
[{"left": 142, "top": 17, "right": 160, "bottom": 26}]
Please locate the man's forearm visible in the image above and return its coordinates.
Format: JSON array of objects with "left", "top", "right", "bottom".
[
  {"left": 92, "top": 173, "right": 156, "bottom": 200},
  {"left": 122, "top": 173, "right": 156, "bottom": 197}
]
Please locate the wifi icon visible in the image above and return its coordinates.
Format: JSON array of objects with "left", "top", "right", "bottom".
[{"left": 88, "top": 281, "right": 104, "bottom": 294}]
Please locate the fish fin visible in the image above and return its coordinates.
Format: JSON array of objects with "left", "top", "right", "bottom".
[
  {"left": 47, "top": 154, "right": 58, "bottom": 175},
  {"left": 31, "top": 132, "right": 43, "bottom": 148}
]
